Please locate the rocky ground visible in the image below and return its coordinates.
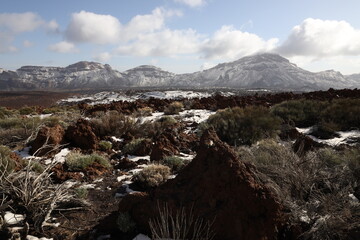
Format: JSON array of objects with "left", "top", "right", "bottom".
[{"left": 1, "top": 88, "right": 360, "bottom": 240}]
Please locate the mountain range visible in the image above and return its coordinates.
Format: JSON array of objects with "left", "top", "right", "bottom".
[{"left": 1, "top": 53, "right": 359, "bottom": 91}]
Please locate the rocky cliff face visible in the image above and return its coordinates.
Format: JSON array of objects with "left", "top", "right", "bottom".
[{"left": 1, "top": 54, "right": 359, "bottom": 91}]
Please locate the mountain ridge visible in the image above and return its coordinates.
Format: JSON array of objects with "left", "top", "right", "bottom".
[{"left": 1, "top": 53, "right": 359, "bottom": 91}]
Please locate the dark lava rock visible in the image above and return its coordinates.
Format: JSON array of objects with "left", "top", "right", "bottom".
[
  {"left": 30, "top": 124, "right": 65, "bottom": 156},
  {"left": 118, "top": 130, "right": 285, "bottom": 240},
  {"left": 65, "top": 119, "right": 98, "bottom": 150}
]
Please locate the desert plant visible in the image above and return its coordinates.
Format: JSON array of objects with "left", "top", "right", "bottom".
[
  {"left": 134, "top": 107, "right": 153, "bottom": 117},
  {"left": 117, "top": 211, "right": 136, "bottom": 233},
  {"left": 65, "top": 151, "right": 110, "bottom": 171},
  {"left": 18, "top": 106, "right": 36, "bottom": 115},
  {"left": 204, "top": 106, "right": 281, "bottom": 145},
  {"left": 0, "top": 145, "right": 16, "bottom": 175},
  {"left": 271, "top": 99, "right": 329, "bottom": 127},
  {"left": 164, "top": 101, "right": 184, "bottom": 115},
  {"left": 99, "top": 140, "right": 112, "bottom": 151},
  {"left": 73, "top": 187, "right": 88, "bottom": 199},
  {"left": 150, "top": 202, "right": 215, "bottom": 240},
  {"left": 122, "top": 138, "right": 146, "bottom": 155},
  {"left": 133, "top": 164, "right": 171, "bottom": 189},
  {"left": 0, "top": 161, "right": 73, "bottom": 231},
  {"left": 0, "top": 107, "right": 15, "bottom": 119},
  {"left": 161, "top": 156, "right": 186, "bottom": 172}
]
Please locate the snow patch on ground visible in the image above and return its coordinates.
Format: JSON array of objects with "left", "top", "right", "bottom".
[
  {"left": 115, "top": 184, "right": 138, "bottom": 198},
  {"left": 132, "top": 234, "right": 151, "bottom": 240},
  {"left": 26, "top": 236, "right": 53, "bottom": 240},
  {"left": 128, "top": 155, "right": 150, "bottom": 162},
  {"left": 296, "top": 127, "right": 360, "bottom": 146},
  {"left": 45, "top": 148, "right": 70, "bottom": 165},
  {"left": 179, "top": 109, "right": 215, "bottom": 123},
  {"left": 4, "top": 212, "right": 25, "bottom": 225}
]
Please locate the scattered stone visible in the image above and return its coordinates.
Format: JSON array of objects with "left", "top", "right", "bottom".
[
  {"left": 30, "top": 124, "right": 65, "bottom": 156},
  {"left": 65, "top": 119, "right": 98, "bottom": 150}
]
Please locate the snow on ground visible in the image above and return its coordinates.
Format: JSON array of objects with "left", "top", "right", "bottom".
[
  {"left": 115, "top": 183, "right": 138, "bottom": 198},
  {"left": 297, "top": 127, "right": 360, "bottom": 146},
  {"left": 59, "top": 90, "right": 232, "bottom": 105},
  {"left": 132, "top": 234, "right": 151, "bottom": 240},
  {"left": 179, "top": 109, "right": 215, "bottom": 124},
  {"left": 111, "top": 136, "right": 123, "bottom": 142},
  {"left": 128, "top": 155, "right": 150, "bottom": 162},
  {"left": 26, "top": 236, "right": 53, "bottom": 240},
  {"left": 4, "top": 212, "right": 25, "bottom": 225},
  {"left": 44, "top": 148, "right": 71, "bottom": 165}
]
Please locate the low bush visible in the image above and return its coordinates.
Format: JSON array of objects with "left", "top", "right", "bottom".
[
  {"left": 164, "top": 101, "right": 184, "bottom": 115},
  {"left": 0, "top": 107, "right": 14, "bottom": 119},
  {"left": 65, "top": 151, "right": 110, "bottom": 171},
  {"left": 18, "top": 106, "right": 36, "bottom": 115},
  {"left": 161, "top": 155, "right": 186, "bottom": 172},
  {"left": 91, "top": 111, "right": 136, "bottom": 137},
  {"left": 99, "top": 140, "right": 112, "bottom": 151},
  {"left": 0, "top": 145, "right": 16, "bottom": 175},
  {"left": 122, "top": 138, "right": 146, "bottom": 155},
  {"left": 133, "top": 164, "right": 170, "bottom": 189},
  {"left": 134, "top": 107, "right": 153, "bottom": 117},
  {"left": 203, "top": 106, "right": 281, "bottom": 145},
  {"left": 73, "top": 187, "right": 88, "bottom": 199},
  {"left": 271, "top": 99, "right": 329, "bottom": 127},
  {"left": 320, "top": 98, "right": 360, "bottom": 130}
]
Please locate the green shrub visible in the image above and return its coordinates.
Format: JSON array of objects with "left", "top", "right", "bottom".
[
  {"left": 0, "top": 145, "right": 16, "bottom": 175},
  {"left": 164, "top": 101, "right": 184, "bottom": 115},
  {"left": 271, "top": 99, "right": 329, "bottom": 127},
  {"left": 91, "top": 111, "right": 136, "bottom": 137},
  {"left": 117, "top": 212, "right": 136, "bottom": 233},
  {"left": 156, "top": 116, "right": 177, "bottom": 126},
  {"left": 134, "top": 107, "right": 153, "bottom": 117},
  {"left": 74, "top": 187, "right": 88, "bottom": 199},
  {"left": 204, "top": 106, "right": 281, "bottom": 145},
  {"left": 19, "top": 106, "right": 36, "bottom": 115},
  {"left": 99, "top": 140, "right": 112, "bottom": 151},
  {"left": 161, "top": 155, "right": 186, "bottom": 172},
  {"left": 122, "top": 138, "right": 146, "bottom": 155},
  {"left": 0, "top": 107, "right": 14, "bottom": 119},
  {"left": 133, "top": 164, "right": 171, "bottom": 189},
  {"left": 320, "top": 99, "right": 360, "bottom": 130},
  {"left": 65, "top": 151, "right": 110, "bottom": 171}
]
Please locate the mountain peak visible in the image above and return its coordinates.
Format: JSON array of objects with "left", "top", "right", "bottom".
[
  {"left": 243, "top": 53, "right": 289, "bottom": 63},
  {"left": 66, "top": 61, "right": 105, "bottom": 71}
]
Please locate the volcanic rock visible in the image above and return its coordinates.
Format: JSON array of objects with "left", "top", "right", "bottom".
[
  {"left": 150, "top": 134, "right": 179, "bottom": 161},
  {"left": 30, "top": 124, "right": 65, "bottom": 156},
  {"left": 65, "top": 119, "right": 98, "bottom": 150},
  {"left": 119, "top": 130, "right": 284, "bottom": 240}
]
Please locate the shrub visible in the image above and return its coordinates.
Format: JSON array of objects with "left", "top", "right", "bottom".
[
  {"left": 204, "top": 106, "right": 281, "bottom": 145},
  {"left": 150, "top": 203, "right": 215, "bottom": 240},
  {"left": 73, "top": 187, "right": 88, "bottom": 199},
  {"left": 157, "top": 116, "right": 177, "bottom": 126},
  {"left": 164, "top": 101, "right": 184, "bottom": 115},
  {"left": 117, "top": 212, "right": 136, "bottom": 233},
  {"left": 0, "top": 145, "right": 16, "bottom": 175},
  {"left": 271, "top": 99, "right": 329, "bottom": 127},
  {"left": 99, "top": 140, "right": 112, "bottom": 151},
  {"left": 0, "top": 107, "right": 14, "bottom": 119},
  {"left": 122, "top": 138, "right": 146, "bottom": 155},
  {"left": 134, "top": 107, "right": 153, "bottom": 117},
  {"left": 65, "top": 151, "right": 110, "bottom": 171},
  {"left": 91, "top": 111, "right": 136, "bottom": 137},
  {"left": 161, "top": 156, "right": 186, "bottom": 172},
  {"left": 320, "top": 98, "right": 360, "bottom": 130},
  {"left": 133, "top": 164, "right": 171, "bottom": 189},
  {"left": 18, "top": 106, "right": 36, "bottom": 115}
]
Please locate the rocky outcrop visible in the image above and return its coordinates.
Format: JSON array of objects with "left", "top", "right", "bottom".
[
  {"left": 30, "top": 124, "right": 65, "bottom": 156},
  {"left": 65, "top": 119, "right": 98, "bottom": 150},
  {"left": 119, "top": 130, "right": 285, "bottom": 240}
]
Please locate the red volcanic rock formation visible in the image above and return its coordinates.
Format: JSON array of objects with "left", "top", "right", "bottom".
[
  {"left": 65, "top": 119, "right": 98, "bottom": 150},
  {"left": 119, "top": 130, "right": 285, "bottom": 240},
  {"left": 30, "top": 124, "right": 65, "bottom": 156}
]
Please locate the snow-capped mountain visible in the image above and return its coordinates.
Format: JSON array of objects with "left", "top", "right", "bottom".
[{"left": 0, "top": 53, "right": 359, "bottom": 91}]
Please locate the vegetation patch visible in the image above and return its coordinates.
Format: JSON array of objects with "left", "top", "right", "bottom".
[
  {"left": 65, "top": 151, "right": 110, "bottom": 171},
  {"left": 133, "top": 164, "right": 171, "bottom": 189}
]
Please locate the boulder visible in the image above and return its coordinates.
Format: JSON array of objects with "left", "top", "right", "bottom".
[
  {"left": 30, "top": 124, "right": 65, "bottom": 156},
  {"left": 150, "top": 134, "right": 179, "bottom": 161},
  {"left": 65, "top": 119, "right": 98, "bottom": 150},
  {"left": 119, "top": 130, "right": 285, "bottom": 240}
]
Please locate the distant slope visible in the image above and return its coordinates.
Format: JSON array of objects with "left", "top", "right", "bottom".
[{"left": 0, "top": 53, "right": 359, "bottom": 91}]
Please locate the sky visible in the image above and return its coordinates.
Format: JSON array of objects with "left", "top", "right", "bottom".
[{"left": 1, "top": 0, "right": 360, "bottom": 74}]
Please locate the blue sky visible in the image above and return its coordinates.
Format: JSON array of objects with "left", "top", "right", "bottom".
[{"left": 1, "top": 0, "right": 360, "bottom": 74}]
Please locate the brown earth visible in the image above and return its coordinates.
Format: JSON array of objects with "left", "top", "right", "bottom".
[{"left": 118, "top": 130, "right": 285, "bottom": 240}]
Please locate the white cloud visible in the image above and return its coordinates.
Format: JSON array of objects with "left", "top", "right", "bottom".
[
  {"left": 0, "top": 12, "right": 44, "bottom": 33},
  {"left": 48, "top": 41, "right": 78, "bottom": 53},
  {"left": 174, "top": 0, "right": 206, "bottom": 7},
  {"left": 93, "top": 52, "right": 112, "bottom": 62},
  {"left": 277, "top": 18, "right": 360, "bottom": 58},
  {"left": 201, "top": 25, "right": 278, "bottom": 60},
  {"left": 200, "top": 62, "right": 216, "bottom": 71},
  {"left": 23, "top": 40, "right": 33, "bottom": 48},
  {"left": 65, "top": 11, "right": 122, "bottom": 44},
  {"left": 116, "top": 28, "right": 201, "bottom": 56},
  {"left": 46, "top": 20, "right": 60, "bottom": 34}
]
